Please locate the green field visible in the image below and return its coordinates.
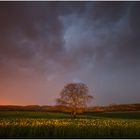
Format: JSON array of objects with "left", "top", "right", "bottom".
[{"left": 0, "top": 111, "right": 140, "bottom": 138}]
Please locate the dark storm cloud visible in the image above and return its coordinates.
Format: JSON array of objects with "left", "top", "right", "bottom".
[
  {"left": 0, "top": 2, "right": 140, "bottom": 105},
  {"left": 87, "top": 2, "right": 129, "bottom": 23},
  {"left": 58, "top": 2, "right": 140, "bottom": 104},
  {"left": 0, "top": 2, "right": 86, "bottom": 77}
]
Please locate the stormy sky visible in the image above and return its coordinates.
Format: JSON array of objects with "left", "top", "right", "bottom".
[{"left": 0, "top": 1, "right": 140, "bottom": 106}]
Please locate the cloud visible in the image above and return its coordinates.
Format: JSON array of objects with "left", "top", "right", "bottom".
[{"left": 0, "top": 2, "right": 140, "bottom": 105}]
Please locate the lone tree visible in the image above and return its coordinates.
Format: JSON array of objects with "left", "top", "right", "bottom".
[{"left": 56, "top": 83, "right": 93, "bottom": 117}]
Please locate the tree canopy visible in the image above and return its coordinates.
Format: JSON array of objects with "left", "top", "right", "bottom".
[{"left": 56, "top": 83, "right": 93, "bottom": 117}]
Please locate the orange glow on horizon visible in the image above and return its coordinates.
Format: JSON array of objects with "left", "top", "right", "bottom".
[
  {"left": 0, "top": 97, "right": 32, "bottom": 106},
  {"left": 0, "top": 98, "right": 16, "bottom": 105}
]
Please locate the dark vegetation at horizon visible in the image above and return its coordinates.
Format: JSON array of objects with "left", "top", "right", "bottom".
[
  {"left": 0, "top": 111, "right": 140, "bottom": 120},
  {"left": 0, "top": 103, "right": 140, "bottom": 112}
]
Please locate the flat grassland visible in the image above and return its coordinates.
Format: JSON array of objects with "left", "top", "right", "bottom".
[{"left": 0, "top": 111, "right": 140, "bottom": 138}]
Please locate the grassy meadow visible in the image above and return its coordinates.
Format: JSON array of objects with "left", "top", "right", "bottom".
[{"left": 0, "top": 111, "right": 140, "bottom": 138}]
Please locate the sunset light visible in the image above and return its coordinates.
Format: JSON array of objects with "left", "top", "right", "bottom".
[{"left": 0, "top": 2, "right": 140, "bottom": 138}]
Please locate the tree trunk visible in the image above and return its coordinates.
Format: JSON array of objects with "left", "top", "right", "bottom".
[{"left": 73, "top": 111, "right": 76, "bottom": 118}]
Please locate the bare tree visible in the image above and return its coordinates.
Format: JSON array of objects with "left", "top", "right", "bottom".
[{"left": 56, "top": 83, "right": 93, "bottom": 117}]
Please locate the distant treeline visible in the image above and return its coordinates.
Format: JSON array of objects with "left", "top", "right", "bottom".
[
  {"left": 0, "top": 103, "right": 140, "bottom": 112},
  {"left": 86, "top": 103, "right": 140, "bottom": 112}
]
